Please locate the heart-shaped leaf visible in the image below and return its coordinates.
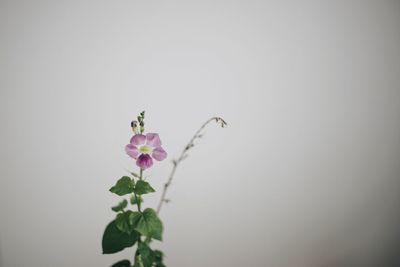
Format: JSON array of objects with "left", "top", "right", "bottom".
[
  {"left": 102, "top": 220, "right": 138, "bottom": 254},
  {"left": 134, "top": 180, "right": 155, "bottom": 195},
  {"left": 110, "top": 176, "right": 135, "bottom": 196},
  {"left": 135, "top": 208, "right": 163, "bottom": 241}
]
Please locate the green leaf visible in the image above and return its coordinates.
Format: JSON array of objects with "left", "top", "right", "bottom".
[
  {"left": 115, "top": 211, "right": 136, "bottom": 234},
  {"left": 134, "top": 242, "right": 155, "bottom": 267},
  {"left": 154, "top": 250, "right": 166, "bottom": 267},
  {"left": 134, "top": 180, "right": 155, "bottom": 195},
  {"left": 102, "top": 220, "right": 138, "bottom": 254},
  {"left": 130, "top": 194, "right": 143, "bottom": 205},
  {"left": 135, "top": 208, "right": 163, "bottom": 241},
  {"left": 111, "top": 259, "right": 131, "bottom": 267},
  {"left": 111, "top": 199, "right": 128, "bottom": 212},
  {"left": 110, "top": 176, "right": 135, "bottom": 196},
  {"left": 129, "top": 211, "right": 142, "bottom": 226}
]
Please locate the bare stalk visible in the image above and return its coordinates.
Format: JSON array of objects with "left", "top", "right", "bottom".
[{"left": 156, "top": 117, "right": 227, "bottom": 214}]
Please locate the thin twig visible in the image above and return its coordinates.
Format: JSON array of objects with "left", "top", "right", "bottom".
[{"left": 156, "top": 117, "right": 227, "bottom": 214}]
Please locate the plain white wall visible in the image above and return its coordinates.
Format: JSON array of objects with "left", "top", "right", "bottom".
[{"left": 1, "top": 1, "right": 400, "bottom": 266}]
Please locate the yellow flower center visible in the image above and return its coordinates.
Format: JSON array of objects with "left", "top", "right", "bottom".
[{"left": 139, "top": 144, "right": 152, "bottom": 154}]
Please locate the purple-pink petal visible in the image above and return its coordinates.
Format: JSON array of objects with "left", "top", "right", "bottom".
[
  {"left": 146, "top": 133, "right": 162, "bottom": 147},
  {"left": 125, "top": 144, "right": 139, "bottom": 159},
  {"left": 152, "top": 147, "right": 167, "bottom": 161},
  {"left": 136, "top": 154, "right": 153, "bottom": 169},
  {"left": 130, "top": 134, "right": 146, "bottom": 146}
]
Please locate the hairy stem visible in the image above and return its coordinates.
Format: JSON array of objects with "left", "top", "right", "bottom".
[{"left": 156, "top": 117, "right": 227, "bottom": 214}]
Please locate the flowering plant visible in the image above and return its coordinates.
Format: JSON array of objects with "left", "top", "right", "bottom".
[{"left": 102, "top": 111, "right": 227, "bottom": 267}]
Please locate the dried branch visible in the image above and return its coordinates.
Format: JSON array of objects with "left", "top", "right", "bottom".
[{"left": 156, "top": 117, "right": 227, "bottom": 214}]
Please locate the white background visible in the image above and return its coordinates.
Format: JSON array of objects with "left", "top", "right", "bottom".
[{"left": 1, "top": 1, "right": 400, "bottom": 266}]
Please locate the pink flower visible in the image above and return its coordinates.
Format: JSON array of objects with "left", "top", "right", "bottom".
[{"left": 125, "top": 133, "right": 167, "bottom": 170}]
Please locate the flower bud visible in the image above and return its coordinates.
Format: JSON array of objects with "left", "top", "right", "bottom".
[{"left": 131, "top": 120, "right": 139, "bottom": 134}]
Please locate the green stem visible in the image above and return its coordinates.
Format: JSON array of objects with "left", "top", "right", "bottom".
[
  {"left": 134, "top": 168, "right": 144, "bottom": 256},
  {"left": 137, "top": 168, "right": 143, "bottom": 211},
  {"left": 132, "top": 168, "right": 144, "bottom": 212},
  {"left": 133, "top": 193, "right": 141, "bottom": 212}
]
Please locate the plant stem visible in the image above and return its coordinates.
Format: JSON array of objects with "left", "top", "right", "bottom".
[
  {"left": 135, "top": 168, "right": 144, "bottom": 212},
  {"left": 134, "top": 168, "right": 144, "bottom": 264},
  {"left": 156, "top": 117, "right": 227, "bottom": 214},
  {"left": 133, "top": 193, "right": 141, "bottom": 212}
]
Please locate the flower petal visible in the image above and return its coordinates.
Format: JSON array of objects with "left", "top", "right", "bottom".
[
  {"left": 146, "top": 133, "right": 162, "bottom": 147},
  {"left": 136, "top": 154, "right": 153, "bottom": 169},
  {"left": 130, "top": 134, "right": 146, "bottom": 146},
  {"left": 152, "top": 147, "right": 167, "bottom": 161},
  {"left": 125, "top": 144, "right": 139, "bottom": 159}
]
